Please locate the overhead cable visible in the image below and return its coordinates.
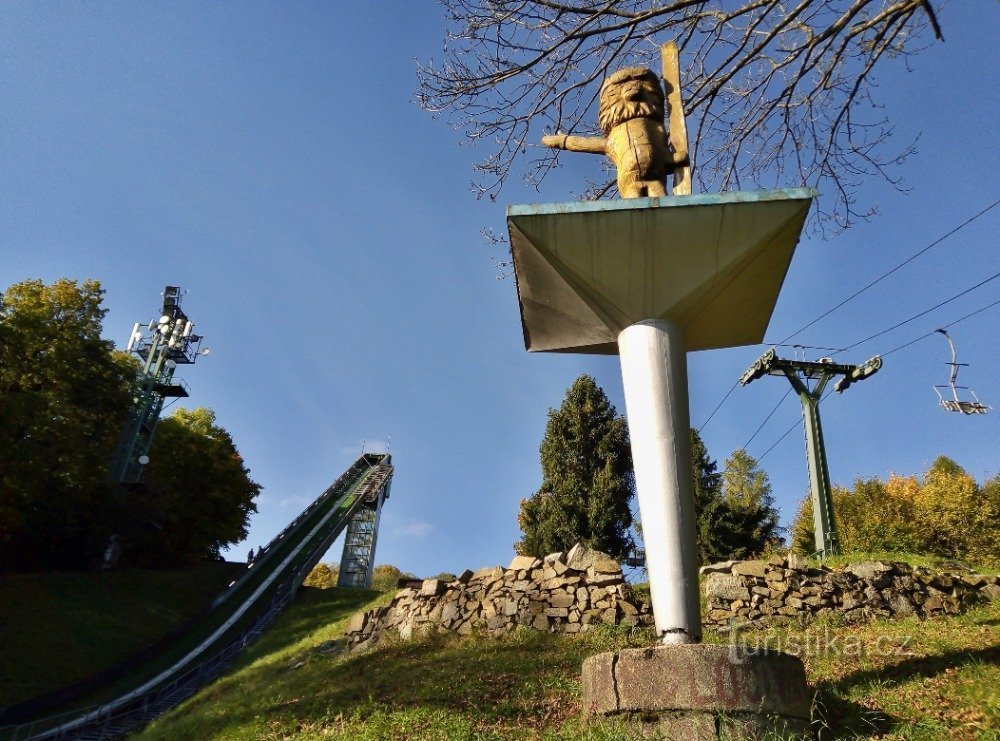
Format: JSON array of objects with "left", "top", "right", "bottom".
[
  {"left": 774, "top": 198, "right": 999, "bottom": 346},
  {"left": 834, "top": 272, "right": 999, "bottom": 354}
]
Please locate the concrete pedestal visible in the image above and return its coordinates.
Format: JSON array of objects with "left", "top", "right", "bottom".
[{"left": 582, "top": 644, "right": 811, "bottom": 739}]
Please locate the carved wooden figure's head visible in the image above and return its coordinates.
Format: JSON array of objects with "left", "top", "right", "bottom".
[{"left": 598, "top": 67, "right": 665, "bottom": 135}]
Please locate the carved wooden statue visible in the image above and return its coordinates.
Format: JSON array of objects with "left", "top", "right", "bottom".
[{"left": 542, "top": 42, "right": 691, "bottom": 198}]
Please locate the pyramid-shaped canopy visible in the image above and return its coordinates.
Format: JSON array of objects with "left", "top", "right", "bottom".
[{"left": 508, "top": 188, "right": 816, "bottom": 354}]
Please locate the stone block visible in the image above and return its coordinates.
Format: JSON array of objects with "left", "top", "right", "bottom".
[
  {"left": 732, "top": 561, "right": 768, "bottom": 578},
  {"left": 586, "top": 571, "right": 623, "bottom": 587},
  {"left": 889, "top": 594, "right": 917, "bottom": 617},
  {"left": 846, "top": 561, "right": 893, "bottom": 588},
  {"left": 542, "top": 576, "right": 579, "bottom": 590},
  {"left": 581, "top": 652, "right": 618, "bottom": 715},
  {"left": 470, "top": 566, "right": 504, "bottom": 583},
  {"left": 346, "top": 612, "right": 367, "bottom": 635},
  {"left": 705, "top": 573, "right": 751, "bottom": 602},
  {"left": 699, "top": 560, "right": 739, "bottom": 575},
  {"left": 509, "top": 555, "right": 542, "bottom": 571},
  {"left": 583, "top": 644, "right": 811, "bottom": 725},
  {"left": 549, "top": 592, "right": 575, "bottom": 609},
  {"left": 567, "top": 542, "right": 621, "bottom": 573},
  {"left": 786, "top": 552, "right": 808, "bottom": 571},
  {"left": 486, "top": 615, "right": 507, "bottom": 630}
]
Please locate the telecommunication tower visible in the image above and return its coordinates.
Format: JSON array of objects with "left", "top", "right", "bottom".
[{"left": 108, "top": 286, "right": 208, "bottom": 485}]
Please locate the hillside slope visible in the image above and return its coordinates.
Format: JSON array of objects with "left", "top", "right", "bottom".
[
  {"left": 0, "top": 562, "right": 244, "bottom": 710},
  {"left": 140, "top": 585, "right": 1000, "bottom": 739}
]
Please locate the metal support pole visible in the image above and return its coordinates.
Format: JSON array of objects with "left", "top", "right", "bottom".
[
  {"left": 617, "top": 319, "right": 701, "bottom": 643},
  {"left": 798, "top": 389, "right": 840, "bottom": 557}
]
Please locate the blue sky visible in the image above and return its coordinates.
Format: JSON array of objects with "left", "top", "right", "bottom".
[{"left": 2, "top": 3, "right": 997, "bottom": 578}]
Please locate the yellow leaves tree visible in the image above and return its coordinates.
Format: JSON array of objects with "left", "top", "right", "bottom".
[
  {"left": 912, "top": 457, "right": 1000, "bottom": 563},
  {"left": 791, "top": 456, "right": 999, "bottom": 567}
]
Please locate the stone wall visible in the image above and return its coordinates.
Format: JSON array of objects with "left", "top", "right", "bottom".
[
  {"left": 344, "top": 544, "right": 652, "bottom": 651},
  {"left": 703, "top": 554, "right": 1000, "bottom": 630},
  {"left": 344, "top": 549, "right": 1000, "bottom": 650}
]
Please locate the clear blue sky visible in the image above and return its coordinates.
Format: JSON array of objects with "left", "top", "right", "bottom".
[{"left": 2, "top": 3, "right": 997, "bottom": 578}]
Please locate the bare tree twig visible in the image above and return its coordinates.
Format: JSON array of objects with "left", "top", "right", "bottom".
[{"left": 417, "top": 0, "right": 945, "bottom": 231}]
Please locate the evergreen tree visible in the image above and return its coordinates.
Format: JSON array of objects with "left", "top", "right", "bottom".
[
  {"left": 720, "top": 448, "right": 783, "bottom": 556},
  {"left": 515, "top": 375, "right": 634, "bottom": 560},
  {"left": 690, "top": 428, "right": 730, "bottom": 565},
  {"left": 689, "top": 434, "right": 782, "bottom": 563}
]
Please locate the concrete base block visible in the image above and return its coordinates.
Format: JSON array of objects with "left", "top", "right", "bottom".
[{"left": 582, "top": 644, "right": 811, "bottom": 739}]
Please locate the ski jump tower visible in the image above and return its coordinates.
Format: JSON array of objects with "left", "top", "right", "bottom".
[
  {"left": 337, "top": 456, "right": 392, "bottom": 588},
  {"left": 509, "top": 43, "right": 814, "bottom": 736}
]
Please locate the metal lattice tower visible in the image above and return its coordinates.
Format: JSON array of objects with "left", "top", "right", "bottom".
[
  {"left": 337, "top": 464, "right": 391, "bottom": 588},
  {"left": 108, "top": 286, "right": 208, "bottom": 485},
  {"left": 741, "top": 349, "right": 881, "bottom": 558}
]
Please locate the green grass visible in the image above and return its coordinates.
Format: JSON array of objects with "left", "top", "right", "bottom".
[
  {"left": 0, "top": 562, "right": 243, "bottom": 708},
  {"left": 803, "top": 550, "right": 1000, "bottom": 574},
  {"left": 140, "top": 583, "right": 1000, "bottom": 740}
]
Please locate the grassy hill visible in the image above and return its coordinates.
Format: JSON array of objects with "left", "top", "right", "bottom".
[
  {"left": 0, "top": 561, "right": 244, "bottom": 710},
  {"left": 139, "top": 582, "right": 1000, "bottom": 740}
]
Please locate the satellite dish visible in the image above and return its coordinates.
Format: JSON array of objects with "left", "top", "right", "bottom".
[{"left": 138, "top": 455, "right": 150, "bottom": 465}]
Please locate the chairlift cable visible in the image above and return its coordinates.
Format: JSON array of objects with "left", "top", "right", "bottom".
[
  {"left": 832, "top": 272, "right": 999, "bottom": 355},
  {"left": 880, "top": 299, "right": 1000, "bottom": 358},
  {"left": 697, "top": 379, "right": 739, "bottom": 432},
  {"left": 743, "top": 387, "right": 793, "bottom": 449},
  {"left": 751, "top": 299, "right": 999, "bottom": 463},
  {"left": 696, "top": 199, "right": 999, "bottom": 431},
  {"left": 773, "top": 198, "right": 999, "bottom": 347}
]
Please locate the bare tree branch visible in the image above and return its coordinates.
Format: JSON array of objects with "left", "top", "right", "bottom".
[{"left": 417, "top": 0, "right": 945, "bottom": 231}]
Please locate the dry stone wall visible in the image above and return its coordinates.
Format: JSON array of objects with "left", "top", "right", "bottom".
[
  {"left": 703, "top": 554, "right": 1000, "bottom": 630},
  {"left": 343, "top": 549, "right": 1000, "bottom": 651},
  {"left": 344, "top": 544, "right": 652, "bottom": 651}
]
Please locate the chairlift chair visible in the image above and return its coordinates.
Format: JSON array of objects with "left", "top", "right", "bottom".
[{"left": 933, "top": 329, "right": 989, "bottom": 414}]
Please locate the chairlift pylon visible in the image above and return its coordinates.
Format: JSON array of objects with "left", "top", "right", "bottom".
[{"left": 933, "top": 329, "right": 989, "bottom": 414}]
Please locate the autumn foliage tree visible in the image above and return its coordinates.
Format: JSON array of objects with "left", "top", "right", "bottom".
[
  {"left": 791, "top": 456, "right": 1000, "bottom": 566},
  {"left": 0, "top": 278, "right": 262, "bottom": 572},
  {"left": 128, "top": 408, "right": 261, "bottom": 567},
  {"left": 515, "top": 375, "right": 634, "bottom": 560},
  {"left": 0, "top": 279, "right": 135, "bottom": 570}
]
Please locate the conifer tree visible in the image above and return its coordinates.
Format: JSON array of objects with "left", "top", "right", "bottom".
[
  {"left": 720, "top": 448, "right": 783, "bottom": 556},
  {"left": 690, "top": 435, "right": 783, "bottom": 563},
  {"left": 515, "top": 375, "right": 634, "bottom": 560}
]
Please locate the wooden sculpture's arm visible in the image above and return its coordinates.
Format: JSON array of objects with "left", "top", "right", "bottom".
[{"left": 541, "top": 133, "right": 607, "bottom": 154}]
